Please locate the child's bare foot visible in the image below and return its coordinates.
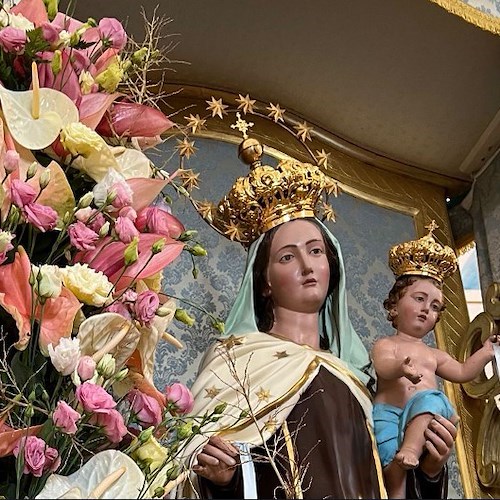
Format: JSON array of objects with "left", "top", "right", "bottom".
[{"left": 395, "top": 448, "right": 419, "bottom": 469}]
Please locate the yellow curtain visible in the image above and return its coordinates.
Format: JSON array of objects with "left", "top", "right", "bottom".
[{"left": 427, "top": 0, "right": 500, "bottom": 34}]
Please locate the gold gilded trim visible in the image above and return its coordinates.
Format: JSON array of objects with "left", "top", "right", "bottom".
[
  {"left": 367, "top": 419, "right": 389, "bottom": 499},
  {"left": 427, "top": 0, "right": 500, "bottom": 35}
]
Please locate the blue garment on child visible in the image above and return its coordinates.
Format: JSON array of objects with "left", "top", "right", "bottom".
[{"left": 373, "top": 389, "right": 454, "bottom": 467}]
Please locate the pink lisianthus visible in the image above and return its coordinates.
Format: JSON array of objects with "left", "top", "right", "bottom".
[
  {"left": 52, "top": 401, "right": 81, "bottom": 435},
  {"left": 75, "top": 382, "right": 116, "bottom": 412},
  {"left": 40, "top": 22, "right": 61, "bottom": 44},
  {"left": 111, "top": 181, "right": 133, "bottom": 210},
  {"left": 165, "top": 382, "right": 194, "bottom": 415},
  {"left": 75, "top": 208, "right": 106, "bottom": 233},
  {"left": 134, "top": 290, "right": 159, "bottom": 327},
  {"left": 23, "top": 203, "right": 58, "bottom": 232},
  {"left": 119, "top": 206, "right": 137, "bottom": 221},
  {"left": 13, "top": 436, "right": 60, "bottom": 477},
  {"left": 77, "top": 355, "right": 96, "bottom": 381},
  {"left": 127, "top": 389, "right": 162, "bottom": 427},
  {"left": 114, "top": 216, "right": 139, "bottom": 244},
  {"left": 68, "top": 221, "right": 99, "bottom": 251},
  {"left": 0, "top": 27, "right": 27, "bottom": 54},
  {"left": 105, "top": 301, "right": 131, "bottom": 320},
  {"left": 135, "top": 207, "right": 185, "bottom": 239},
  {"left": 92, "top": 408, "right": 127, "bottom": 443},
  {"left": 4, "top": 150, "right": 20, "bottom": 174},
  {"left": 9, "top": 179, "right": 37, "bottom": 208},
  {"left": 98, "top": 18, "right": 127, "bottom": 50}
]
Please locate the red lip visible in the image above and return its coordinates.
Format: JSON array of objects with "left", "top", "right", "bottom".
[
  {"left": 303, "top": 278, "right": 317, "bottom": 285},
  {"left": 417, "top": 314, "right": 427, "bottom": 321}
]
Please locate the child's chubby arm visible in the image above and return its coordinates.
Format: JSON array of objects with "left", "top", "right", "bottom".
[
  {"left": 435, "top": 334, "right": 498, "bottom": 383},
  {"left": 371, "top": 337, "right": 422, "bottom": 383}
]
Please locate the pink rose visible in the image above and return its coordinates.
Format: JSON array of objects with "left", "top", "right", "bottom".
[
  {"left": 92, "top": 408, "right": 127, "bottom": 443},
  {"left": 115, "top": 216, "right": 139, "bottom": 244},
  {"left": 165, "top": 382, "right": 194, "bottom": 415},
  {"left": 13, "top": 436, "right": 59, "bottom": 477},
  {"left": 76, "top": 382, "right": 116, "bottom": 412},
  {"left": 122, "top": 290, "right": 138, "bottom": 303},
  {"left": 105, "top": 301, "right": 131, "bottom": 320},
  {"left": 23, "top": 203, "right": 58, "bottom": 232},
  {"left": 53, "top": 401, "right": 81, "bottom": 435},
  {"left": 134, "top": 290, "right": 159, "bottom": 327},
  {"left": 68, "top": 221, "right": 99, "bottom": 251},
  {"left": 4, "top": 150, "right": 19, "bottom": 173},
  {"left": 77, "top": 356, "right": 96, "bottom": 381},
  {"left": 127, "top": 389, "right": 162, "bottom": 427},
  {"left": 40, "top": 22, "right": 61, "bottom": 44},
  {"left": 0, "top": 27, "right": 27, "bottom": 54},
  {"left": 135, "top": 207, "right": 184, "bottom": 239},
  {"left": 10, "top": 179, "right": 37, "bottom": 208},
  {"left": 111, "top": 181, "right": 132, "bottom": 210},
  {"left": 98, "top": 18, "right": 127, "bottom": 50},
  {"left": 119, "top": 206, "right": 137, "bottom": 221}
]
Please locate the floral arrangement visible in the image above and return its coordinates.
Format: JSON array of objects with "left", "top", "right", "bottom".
[{"left": 0, "top": 0, "right": 222, "bottom": 498}]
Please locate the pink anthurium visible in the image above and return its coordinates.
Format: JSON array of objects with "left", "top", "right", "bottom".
[
  {"left": 0, "top": 422, "right": 42, "bottom": 458},
  {"left": 127, "top": 177, "right": 171, "bottom": 213},
  {"left": 96, "top": 101, "right": 174, "bottom": 138},
  {"left": 0, "top": 247, "right": 81, "bottom": 353},
  {"left": 79, "top": 92, "right": 122, "bottom": 130},
  {"left": 75, "top": 233, "right": 184, "bottom": 291},
  {"left": 11, "top": 0, "right": 49, "bottom": 26}
]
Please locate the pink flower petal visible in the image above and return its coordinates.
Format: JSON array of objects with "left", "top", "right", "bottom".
[
  {"left": 79, "top": 92, "right": 123, "bottom": 130},
  {"left": 127, "top": 177, "right": 170, "bottom": 213},
  {"left": 11, "top": 0, "right": 48, "bottom": 26}
]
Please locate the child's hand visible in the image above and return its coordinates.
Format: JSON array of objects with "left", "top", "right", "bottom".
[
  {"left": 402, "top": 356, "right": 422, "bottom": 384},
  {"left": 482, "top": 333, "right": 499, "bottom": 356}
]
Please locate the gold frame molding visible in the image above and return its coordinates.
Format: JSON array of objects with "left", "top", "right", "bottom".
[
  {"left": 428, "top": 0, "right": 500, "bottom": 35},
  {"left": 162, "top": 85, "right": 489, "bottom": 497}
]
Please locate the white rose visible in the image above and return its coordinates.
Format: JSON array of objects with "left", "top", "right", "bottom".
[
  {"left": 31, "top": 264, "right": 63, "bottom": 300},
  {"left": 48, "top": 337, "right": 81, "bottom": 376},
  {"left": 62, "top": 264, "right": 113, "bottom": 306},
  {"left": 60, "top": 122, "right": 104, "bottom": 158}
]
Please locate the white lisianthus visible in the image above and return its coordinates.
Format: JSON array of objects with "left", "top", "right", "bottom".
[
  {"left": 0, "top": 230, "right": 14, "bottom": 253},
  {"left": 79, "top": 70, "right": 95, "bottom": 95},
  {"left": 60, "top": 122, "right": 104, "bottom": 158},
  {"left": 62, "top": 264, "right": 113, "bottom": 306},
  {"left": 0, "top": 9, "right": 34, "bottom": 31},
  {"left": 48, "top": 337, "right": 81, "bottom": 376},
  {"left": 31, "top": 264, "right": 63, "bottom": 300}
]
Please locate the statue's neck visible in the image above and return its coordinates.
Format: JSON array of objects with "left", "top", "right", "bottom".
[{"left": 269, "top": 307, "right": 320, "bottom": 349}]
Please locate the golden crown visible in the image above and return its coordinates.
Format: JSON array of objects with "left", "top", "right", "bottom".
[
  {"left": 195, "top": 137, "right": 337, "bottom": 245},
  {"left": 388, "top": 221, "right": 458, "bottom": 283}
]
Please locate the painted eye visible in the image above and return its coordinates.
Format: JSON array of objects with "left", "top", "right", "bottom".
[
  {"left": 279, "top": 254, "right": 293, "bottom": 263},
  {"left": 431, "top": 303, "right": 441, "bottom": 312},
  {"left": 414, "top": 296, "right": 424, "bottom": 302},
  {"left": 311, "top": 247, "right": 324, "bottom": 255}
]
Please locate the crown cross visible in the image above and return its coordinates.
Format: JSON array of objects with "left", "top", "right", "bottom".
[
  {"left": 425, "top": 220, "right": 439, "bottom": 235},
  {"left": 230, "top": 112, "right": 254, "bottom": 139}
]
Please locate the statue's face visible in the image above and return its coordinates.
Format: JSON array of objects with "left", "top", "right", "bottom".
[
  {"left": 266, "top": 219, "right": 330, "bottom": 314},
  {"left": 392, "top": 278, "right": 443, "bottom": 337}
]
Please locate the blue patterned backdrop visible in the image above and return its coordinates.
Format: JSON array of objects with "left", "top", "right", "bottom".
[{"left": 152, "top": 137, "right": 462, "bottom": 497}]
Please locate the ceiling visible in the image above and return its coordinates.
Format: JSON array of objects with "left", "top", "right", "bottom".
[{"left": 69, "top": 0, "right": 500, "bottom": 195}]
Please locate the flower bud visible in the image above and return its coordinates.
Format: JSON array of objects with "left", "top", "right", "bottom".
[
  {"left": 212, "top": 320, "right": 225, "bottom": 334},
  {"left": 44, "top": 0, "right": 59, "bottom": 20},
  {"left": 26, "top": 162, "right": 38, "bottom": 180},
  {"left": 39, "top": 169, "right": 51, "bottom": 190},
  {"left": 131, "top": 47, "right": 148, "bottom": 65},
  {"left": 124, "top": 237, "right": 139, "bottom": 265},
  {"left": 77, "top": 356, "right": 96, "bottom": 381},
  {"left": 28, "top": 390, "right": 37, "bottom": 402},
  {"left": 78, "top": 192, "right": 94, "bottom": 209},
  {"left": 114, "top": 367, "right": 129, "bottom": 382},
  {"left": 29, "top": 268, "right": 37, "bottom": 286},
  {"left": 105, "top": 190, "right": 117, "bottom": 205},
  {"left": 96, "top": 353, "right": 116, "bottom": 379},
  {"left": 178, "top": 230, "right": 198, "bottom": 242},
  {"left": 51, "top": 49, "right": 62, "bottom": 76},
  {"left": 214, "top": 402, "right": 228, "bottom": 415},
  {"left": 25, "top": 403, "right": 35, "bottom": 419},
  {"left": 63, "top": 211, "right": 72, "bottom": 225},
  {"left": 138, "top": 426, "right": 154, "bottom": 443},
  {"left": 69, "top": 31, "right": 80, "bottom": 46},
  {"left": 192, "top": 267, "right": 199, "bottom": 279},
  {"left": 151, "top": 238, "right": 165, "bottom": 255},
  {"left": 174, "top": 308, "right": 195, "bottom": 327},
  {"left": 156, "top": 305, "right": 173, "bottom": 317},
  {"left": 99, "top": 221, "right": 110, "bottom": 238},
  {"left": 176, "top": 421, "right": 193, "bottom": 440},
  {"left": 188, "top": 244, "right": 207, "bottom": 257},
  {"left": 8, "top": 206, "right": 20, "bottom": 226},
  {"left": 153, "top": 487, "right": 165, "bottom": 498}
]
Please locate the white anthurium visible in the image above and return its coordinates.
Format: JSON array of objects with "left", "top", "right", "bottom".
[
  {"left": 112, "top": 146, "right": 152, "bottom": 179},
  {"left": 77, "top": 313, "right": 141, "bottom": 370},
  {"left": 35, "top": 450, "right": 146, "bottom": 499},
  {"left": 0, "top": 69, "right": 78, "bottom": 150}
]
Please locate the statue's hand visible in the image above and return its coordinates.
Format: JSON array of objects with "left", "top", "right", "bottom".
[
  {"left": 193, "top": 435, "right": 239, "bottom": 486},
  {"left": 420, "top": 414, "right": 458, "bottom": 478},
  {"left": 402, "top": 356, "right": 422, "bottom": 384}
]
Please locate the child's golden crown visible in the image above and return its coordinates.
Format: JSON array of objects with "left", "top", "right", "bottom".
[
  {"left": 388, "top": 221, "right": 457, "bottom": 283},
  {"left": 198, "top": 137, "right": 337, "bottom": 245}
]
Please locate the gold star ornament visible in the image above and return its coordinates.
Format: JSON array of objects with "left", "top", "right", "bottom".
[
  {"left": 266, "top": 103, "right": 286, "bottom": 123},
  {"left": 315, "top": 149, "right": 331, "bottom": 168},
  {"left": 256, "top": 387, "right": 271, "bottom": 402},
  {"left": 322, "top": 202, "right": 336, "bottom": 222},
  {"left": 179, "top": 168, "right": 200, "bottom": 191},
  {"left": 263, "top": 417, "right": 278, "bottom": 434},
  {"left": 204, "top": 386, "right": 222, "bottom": 399},
  {"left": 294, "top": 121, "right": 314, "bottom": 142},
  {"left": 184, "top": 113, "right": 207, "bottom": 134},
  {"left": 224, "top": 220, "right": 244, "bottom": 241},
  {"left": 175, "top": 138, "right": 196, "bottom": 159},
  {"left": 206, "top": 96, "right": 228, "bottom": 119},
  {"left": 219, "top": 335, "right": 245, "bottom": 350},
  {"left": 235, "top": 94, "right": 256, "bottom": 114},
  {"left": 274, "top": 350, "right": 289, "bottom": 359},
  {"left": 196, "top": 200, "right": 215, "bottom": 222}
]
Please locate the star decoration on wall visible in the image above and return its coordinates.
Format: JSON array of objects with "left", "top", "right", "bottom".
[
  {"left": 224, "top": 220, "right": 244, "bottom": 241},
  {"left": 315, "top": 149, "right": 331, "bottom": 168},
  {"left": 230, "top": 112, "right": 254, "bottom": 139},
  {"left": 294, "top": 121, "right": 314, "bottom": 142},
  {"left": 206, "top": 96, "right": 228, "bottom": 119},
  {"left": 204, "top": 386, "right": 222, "bottom": 399},
  {"left": 322, "top": 202, "right": 336, "bottom": 222},
  {"left": 263, "top": 417, "right": 278, "bottom": 434},
  {"left": 266, "top": 103, "right": 286, "bottom": 123},
  {"left": 196, "top": 200, "right": 215, "bottom": 222},
  {"left": 179, "top": 168, "right": 200, "bottom": 191},
  {"left": 324, "top": 177, "right": 339, "bottom": 196},
  {"left": 274, "top": 350, "right": 289, "bottom": 359},
  {"left": 256, "top": 387, "right": 271, "bottom": 402},
  {"left": 218, "top": 334, "right": 245, "bottom": 349},
  {"left": 235, "top": 94, "right": 256, "bottom": 114},
  {"left": 184, "top": 113, "right": 207, "bottom": 134},
  {"left": 176, "top": 138, "right": 196, "bottom": 159}
]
